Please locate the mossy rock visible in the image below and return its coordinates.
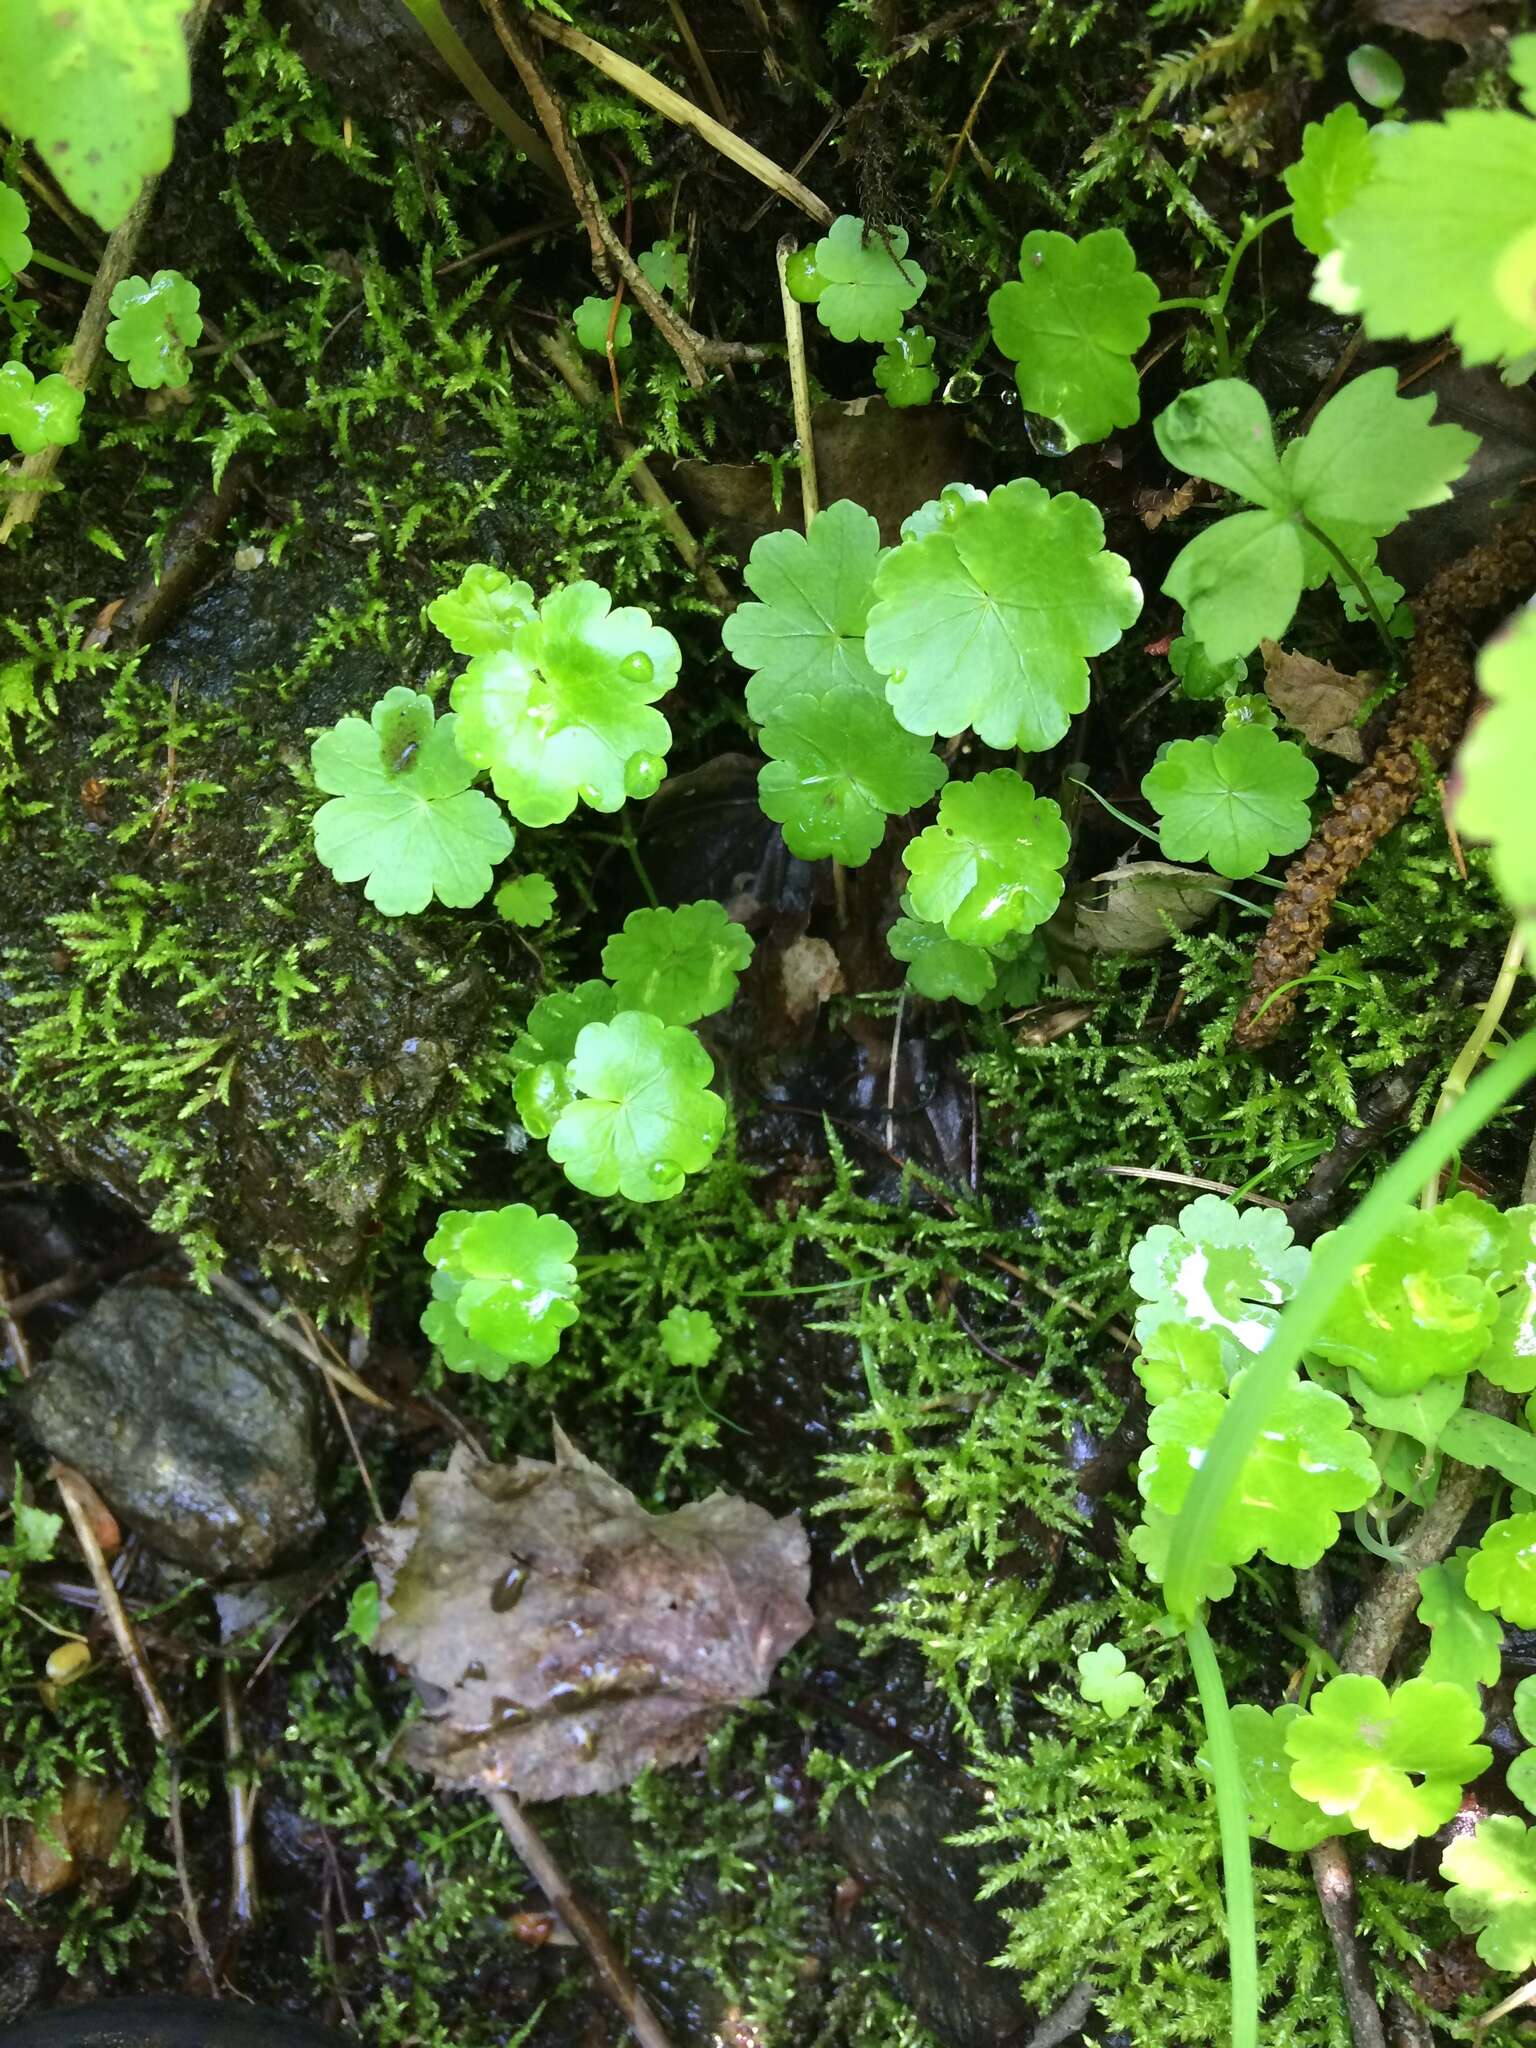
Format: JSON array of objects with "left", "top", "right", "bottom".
[{"left": 0, "top": 552, "right": 523, "bottom": 1294}]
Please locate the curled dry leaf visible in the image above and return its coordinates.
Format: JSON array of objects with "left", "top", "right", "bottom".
[
  {"left": 1059, "top": 860, "right": 1224, "bottom": 954},
  {"left": 366, "top": 1436, "right": 813, "bottom": 1802},
  {"left": 1261, "top": 641, "right": 1375, "bottom": 762}
]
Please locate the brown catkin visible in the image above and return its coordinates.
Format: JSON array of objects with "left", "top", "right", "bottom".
[{"left": 1233, "top": 500, "right": 1536, "bottom": 1048}]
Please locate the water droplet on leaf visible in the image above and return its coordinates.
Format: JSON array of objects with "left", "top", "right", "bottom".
[
  {"left": 623, "top": 751, "right": 665, "bottom": 799},
  {"left": 618, "top": 650, "right": 654, "bottom": 685}
]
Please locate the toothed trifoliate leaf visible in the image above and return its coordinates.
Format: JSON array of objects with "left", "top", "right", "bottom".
[
  {"left": 1075, "top": 1644, "right": 1147, "bottom": 1720},
  {"left": 494, "top": 873, "right": 556, "bottom": 927}
]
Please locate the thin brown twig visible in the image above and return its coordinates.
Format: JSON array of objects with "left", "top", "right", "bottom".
[
  {"left": 1343, "top": 1381, "right": 1517, "bottom": 1680},
  {"left": 664, "top": 0, "right": 730, "bottom": 122},
  {"left": 482, "top": 0, "right": 771, "bottom": 386},
  {"left": 219, "top": 1666, "right": 258, "bottom": 1935},
  {"left": 538, "top": 331, "right": 731, "bottom": 606},
  {"left": 1094, "top": 1164, "right": 1286, "bottom": 1207},
  {"left": 932, "top": 42, "right": 1008, "bottom": 206},
  {"left": 485, "top": 1789, "right": 675, "bottom": 2048},
  {"left": 53, "top": 1463, "right": 217, "bottom": 1991},
  {"left": 207, "top": 1272, "right": 389, "bottom": 1410},
  {"left": 776, "top": 233, "right": 818, "bottom": 528},
  {"left": 1307, "top": 1837, "right": 1387, "bottom": 2048}
]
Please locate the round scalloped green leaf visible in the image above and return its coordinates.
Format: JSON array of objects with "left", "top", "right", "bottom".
[
  {"left": 722, "top": 500, "right": 887, "bottom": 723},
  {"left": 758, "top": 685, "right": 947, "bottom": 866},
  {"left": 902, "top": 768, "right": 1069, "bottom": 947},
  {"left": 510, "top": 980, "right": 619, "bottom": 1140},
  {"left": 105, "top": 269, "right": 202, "bottom": 389},
  {"left": 1075, "top": 1644, "right": 1147, "bottom": 1720},
  {"left": 1465, "top": 1512, "right": 1536, "bottom": 1627},
  {"left": 0, "top": 362, "right": 83, "bottom": 456},
  {"left": 451, "top": 581, "right": 677, "bottom": 827},
  {"left": 494, "top": 873, "right": 556, "bottom": 927},
  {"left": 657, "top": 1305, "right": 719, "bottom": 1367},
  {"left": 1441, "top": 1816, "right": 1536, "bottom": 1971},
  {"left": 422, "top": 1203, "right": 580, "bottom": 1369},
  {"left": 547, "top": 1010, "right": 726, "bottom": 1203},
  {"left": 573, "top": 294, "right": 633, "bottom": 353},
  {"left": 1128, "top": 1194, "right": 1310, "bottom": 1355},
  {"left": 886, "top": 915, "right": 996, "bottom": 1005},
  {"left": 1170, "top": 635, "right": 1248, "bottom": 702},
  {"left": 1283, "top": 104, "right": 1376, "bottom": 259},
  {"left": 1133, "top": 1321, "right": 1232, "bottom": 1405},
  {"left": 422, "top": 1272, "right": 513, "bottom": 1380},
  {"left": 1511, "top": 1675, "right": 1536, "bottom": 1815},
  {"left": 1142, "top": 725, "right": 1318, "bottom": 880},
  {"left": 427, "top": 565, "right": 537, "bottom": 658},
  {"left": 600, "top": 901, "right": 754, "bottom": 1025},
  {"left": 1308, "top": 1204, "right": 1500, "bottom": 1392},
  {"left": 310, "top": 687, "right": 513, "bottom": 917},
  {"left": 1219, "top": 1704, "right": 1342, "bottom": 1852},
  {"left": 810, "top": 215, "right": 926, "bottom": 343},
  {"left": 1131, "top": 1371, "right": 1378, "bottom": 1603},
  {"left": 1284, "top": 1674, "right": 1490, "bottom": 1850},
  {"left": 0, "top": 0, "right": 193, "bottom": 232},
  {"left": 1455, "top": 610, "right": 1536, "bottom": 956},
  {"left": 1319, "top": 108, "right": 1536, "bottom": 366},
  {"left": 636, "top": 240, "right": 687, "bottom": 297},
  {"left": 867, "top": 480, "right": 1141, "bottom": 751},
  {"left": 873, "top": 326, "right": 939, "bottom": 408},
  {"left": 987, "top": 227, "right": 1159, "bottom": 449},
  {"left": 0, "top": 185, "right": 32, "bottom": 284}
]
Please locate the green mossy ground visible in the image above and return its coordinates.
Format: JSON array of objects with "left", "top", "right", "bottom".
[{"left": 2, "top": 3, "right": 1531, "bottom": 2042}]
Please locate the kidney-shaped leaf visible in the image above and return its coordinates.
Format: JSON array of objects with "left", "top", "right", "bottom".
[
  {"left": 1285, "top": 1674, "right": 1490, "bottom": 1849},
  {"left": 902, "top": 768, "right": 1070, "bottom": 947},
  {"left": 548, "top": 1010, "right": 725, "bottom": 1203},
  {"left": 452, "top": 582, "right": 677, "bottom": 827},
  {"left": 988, "top": 227, "right": 1159, "bottom": 449},
  {"left": 759, "top": 685, "right": 946, "bottom": 866},
  {"left": 866, "top": 479, "right": 1141, "bottom": 751},
  {"left": 311, "top": 687, "right": 513, "bottom": 916}
]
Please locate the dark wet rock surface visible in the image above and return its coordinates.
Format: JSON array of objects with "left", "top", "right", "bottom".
[{"left": 19, "top": 1282, "right": 325, "bottom": 1579}]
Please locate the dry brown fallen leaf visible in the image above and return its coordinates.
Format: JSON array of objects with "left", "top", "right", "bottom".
[
  {"left": 1260, "top": 641, "right": 1376, "bottom": 762},
  {"left": 367, "top": 1434, "right": 813, "bottom": 1802},
  {"left": 1058, "top": 861, "right": 1224, "bottom": 955}
]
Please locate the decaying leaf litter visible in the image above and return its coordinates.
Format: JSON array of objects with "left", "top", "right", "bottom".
[{"left": 3, "top": 4, "right": 1536, "bottom": 2047}]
